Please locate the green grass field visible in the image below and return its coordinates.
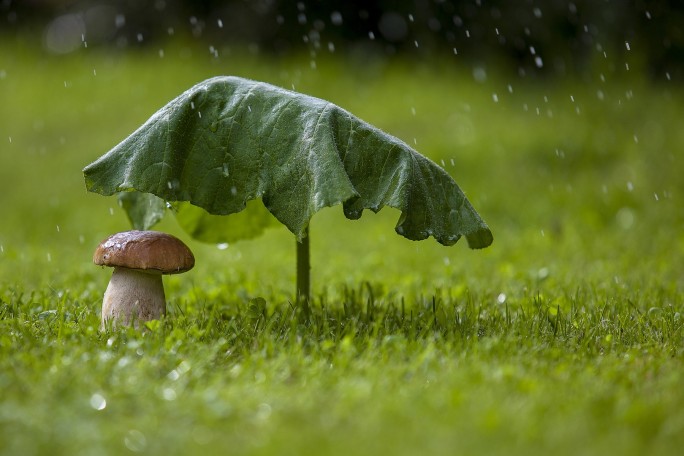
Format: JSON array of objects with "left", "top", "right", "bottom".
[{"left": 1, "top": 40, "right": 683, "bottom": 455}]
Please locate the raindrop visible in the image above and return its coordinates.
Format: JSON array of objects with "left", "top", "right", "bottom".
[
  {"left": 328, "top": 42, "right": 335, "bottom": 52},
  {"left": 256, "top": 403, "right": 272, "bottom": 421},
  {"left": 124, "top": 430, "right": 147, "bottom": 452},
  {"left": 56, "top": 225, "right": 60, "bottom": 233},
  {"left": 666, "top": 72, "right": 671, "bottom": 81},
  {"left": 217, "top": 19, "right": 223, "bottom": 28},
  {"left": 162, "top": 388, "right": 177, "bottom": 401},
  {"left": 159, "top": 49, "right": 164, "bottom": 58},
  {"left": 654, "top": 193, "right": 659, "bottom": 201},
  {"left": 90, "top": 393, "right": 107, "bottom": 410},
  {"left": 408, "top": 14, "right": 414, "bottom": 22},
  {"left": 109, "top": 207, "right": 114, "bottom": 215},
  {"left": 596, "top": 90, "right": 604, "bottom": 100},
  {"left": 533, "top": 7, "right": 542, "bottom": 18},
  {"left": 47, "top": 252, "right": 52, "bottom": 262},
  {"left": 453, "top": 47, "right": 458, "bottom": 55},
  {"left": 410, "top": 107, "right": 416, "bottom": 116},
  {"left": 537, "top": 267, "right": 549, "bottom": 279},
  {"left": 230, "top": 186, "right": 238, "bottom": 196},
  {"left": 414, "top": 40, "right": 419, "bottom": 48},
  {"left": 625, "top": 41, "right": 630, "bottom": 51},
  {"left": 507, "top": 84, "right": 513, "bottom": 93},
  {"left": 368, "top": 31, "right": 375, "bottom": 40},
  {"left": 330, "top": 11, "right": 343, "bottom": 26},
  {"left": 626, "top": 181, "right": 634, "bottom": 192},
  {"left": 222, "top": 163, "right": 229, "bottom": 176},
  {"left": 472, "top": 66, "right": 487, "bottom": 83},
  {"left": 534, "top": 56, "right": 543, "bottom": 68},
  {"left": 529, "top": 46, "right": 536, "bottom": 55},
  {"left": 93, "top": 69, "right": 96, "bottom": 76},
  {"left": 137, "top": 33, "right": 143, "bottom": 42},
  {"left": 497, "top": 293, "right": 506, "bottom": 304},
  {"left": 633, "top": 135, "right": 639, "bottom": 143},
  {"left": 8, "top": 136, "right": 11, "bottom": 143},
  {"left": 645, "top": 11, "right": 652, "bottom": 19},
  {"left": 217, "top": 243, "right": 229, "bottom": 250},
  {"left": 0, "top": 245, "right": 3, "bottom": 253},
  {"left": 198, "top": 111, "right": 202, "bottom": 118},
  {"left": 492, "top": 93, "right": 499, "bottom": 103}
]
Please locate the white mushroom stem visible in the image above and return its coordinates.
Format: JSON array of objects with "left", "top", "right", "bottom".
[{"left": 101, "top": 267, "right": 166, "bottom": 329}]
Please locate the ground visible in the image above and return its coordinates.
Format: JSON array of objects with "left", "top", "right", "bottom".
[{"left": 0, "top": 42, "right": 682, "bottom": 455}]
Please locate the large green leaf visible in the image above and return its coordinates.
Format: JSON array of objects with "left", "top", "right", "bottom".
[{"left": 83, "top": 76, "right": 492, "bottom": 248}]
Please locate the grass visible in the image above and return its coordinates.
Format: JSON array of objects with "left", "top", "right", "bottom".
[{"left": 1, "top": 38, "right": 683, "bottom": 455}]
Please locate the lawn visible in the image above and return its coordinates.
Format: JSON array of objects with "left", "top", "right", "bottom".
[{"left": 1, "top": 39, "right": 683, "bottom": 455}]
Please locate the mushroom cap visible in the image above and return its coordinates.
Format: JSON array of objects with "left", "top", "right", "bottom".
[{"left": 93, "top": 230, "right": 195, "bottom": 274}]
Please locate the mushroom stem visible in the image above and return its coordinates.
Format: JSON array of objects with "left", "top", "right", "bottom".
[{"left": 101, "top": 267, "right": 166, "bottom": 329}]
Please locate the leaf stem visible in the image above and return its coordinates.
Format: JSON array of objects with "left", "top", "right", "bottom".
[{"left": 296, "top": 224, "right": 311, "bottom": 314}]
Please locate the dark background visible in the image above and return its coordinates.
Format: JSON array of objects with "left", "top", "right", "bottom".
[{"left": 3, "top": 0, "right": 683, "bottom": 81}]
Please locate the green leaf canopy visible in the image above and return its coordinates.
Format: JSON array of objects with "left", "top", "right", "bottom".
[{"left": 83, "top": 76, "right": 492, "bottom": 248}]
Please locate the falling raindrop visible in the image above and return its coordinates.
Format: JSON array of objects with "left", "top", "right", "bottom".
[
  {"left": 625, "top": 41, "right": 631, "bottom": 51},
  {"left": 217, "top": 243, "right": 229, "bottom": 250},
  {"left": 492, "top": 93, "right": 499, "bottom": 103},
  {"left": 217, "top": 19, "right": 223, "bottom": 28},
  {"left": 497, "top": 293, "right": 506, "bottom": 304},
  {"left": 90, "top": 393, "right": 107, "bottom": 410},
  {"left": 534, "top": 56, "right": 543, "bottom": 68},
  {"left": 124, "top": 430, "right": 147, "bottom": 452},
  {"left": 137, "top": 33, "right": 143, "bottom": 42}
]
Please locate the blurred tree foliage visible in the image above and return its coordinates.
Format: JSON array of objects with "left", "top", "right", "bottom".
[{"left": 2, "top": 0, "right": 682, "bottom": 80}]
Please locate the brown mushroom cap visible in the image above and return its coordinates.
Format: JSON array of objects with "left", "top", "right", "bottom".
[{"left": 93, "top": 230, "right": 195, "bottom": 274}]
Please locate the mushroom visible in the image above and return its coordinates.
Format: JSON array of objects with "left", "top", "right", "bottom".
[{"left": 93, "top": 230, "right": 194, "bottom": 329}]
